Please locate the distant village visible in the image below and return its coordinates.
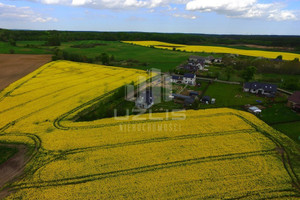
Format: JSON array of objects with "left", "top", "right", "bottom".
[{"left": 133, "top": 55, "right": 300, "bottom": 116}]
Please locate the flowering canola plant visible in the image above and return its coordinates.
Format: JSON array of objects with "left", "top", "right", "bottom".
[
  {"left": 0, "top": 61, "right": 299, "bottom": 199},
  {"left": 123, "top": 41, "right": 300, "bottom": 60}
]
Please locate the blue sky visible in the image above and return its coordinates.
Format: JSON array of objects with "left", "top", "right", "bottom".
[{"left": 0, "top": 0, "right": 300, "bottom": 35}]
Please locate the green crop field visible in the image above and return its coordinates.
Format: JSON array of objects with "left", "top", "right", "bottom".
[
  {"left": 0, "top": 41, "right": 51, "bottom": 54},
  {"left": 59, "top": 40, "right": 211, "bottom": 71}
]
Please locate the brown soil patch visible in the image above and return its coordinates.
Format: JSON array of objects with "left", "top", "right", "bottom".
[{"left": 0, "top": 54, "right": 52, "bottom": 90}]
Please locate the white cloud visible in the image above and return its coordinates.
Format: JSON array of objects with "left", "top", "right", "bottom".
[
  {"left": 0, "top": 2, "right": 58, "bottom": 23},
  {"left": 10, "top": 0, "right": 298, "bottom": 21},
  {"left": 172, "top": 13, "right": 196, "bottom": 19},
  {"left": 185, "top": 0, "right": 298, "bottom": 21}
]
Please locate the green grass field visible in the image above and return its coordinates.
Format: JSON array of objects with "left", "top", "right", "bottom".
[
  {"left": 259, "top": 103, "right": 300, "bottom": 124},
  {"left": 0, "top": 41, "right": 51, "bottom": 54},
  {"left": 58, "top": 40, "right": 216, "bottom": 72},
  {"left": 0, "top": 145, "right": 18, "bottom": 165},
  {"left": 201, "top": 83, "right": 266, "bottom": 108},
  {"left": 200, "top": 82, "right": 287, "bottom": 108},
  {"left": 273, "top": 122, "right": 300, "bottom": 144}
]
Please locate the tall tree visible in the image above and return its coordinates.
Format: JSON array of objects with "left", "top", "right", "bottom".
[{"left": 242, "top": 66, "right": 256, "bottom": 82}]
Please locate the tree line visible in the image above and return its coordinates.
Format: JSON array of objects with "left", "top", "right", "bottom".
[{"left": 1, "top": 29, "right": 300, "bottom": 50}]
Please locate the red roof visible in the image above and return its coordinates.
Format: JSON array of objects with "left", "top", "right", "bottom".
[{"left": 288, "top": 91, "right": 300, "bottom": 104}]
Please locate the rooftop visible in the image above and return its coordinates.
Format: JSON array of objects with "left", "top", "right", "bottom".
[{"left": 288, "top": 91, "right": 300, "bottom": 104}]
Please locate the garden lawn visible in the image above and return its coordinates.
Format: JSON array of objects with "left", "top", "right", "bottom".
[
  {"left": 273, "top": 121, "right": 300, "bottom": 144},
  {"left": 259, "top": 103, "right": 300, "bottom": 124},
  {"left": 200, "top": 82, "right": 268, "bottom": 108}
]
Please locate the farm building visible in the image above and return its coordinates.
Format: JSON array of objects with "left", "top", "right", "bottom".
[
  {"left": 243, "top": 82, "right": 277, "bottom": 97},
  {"left": 287, "top": 91, "right": 300, "bottom": 112},
  {"left": 189, "top": 91, "right": 199, "bottom": 96},
  {"left": 183, "top": 73, "right": 196, "bottom": 86},
  {"left": 172, "top": 93, "right": 195, "bottom": 106},
  {"left": 135, "top": 89, "right": 154, "bottom": 109}
]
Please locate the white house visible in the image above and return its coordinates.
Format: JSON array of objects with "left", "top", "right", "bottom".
[{"left": 183, "top": 73, "right": 196, "bottom": 86}]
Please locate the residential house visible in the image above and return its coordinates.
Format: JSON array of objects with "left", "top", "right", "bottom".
[
  {"left": 135, "top": 89, "right": 154, "bottom": 109},
  {"left": 171, "top": 75, "right": 183, "bottom": 83},
  {"left": 182, "top": 64, "right": 198, "bottom": 73},
  {"left": 183, "top": 73, "right": 196, "bottom": 85},
  {"left": 189, "top": 55, "right": 205, "bottom": 62},
  {"left": 243, "top": 82, "right": 277, "bottom": 97},
  {"left": 205, "top": 56, "right": 214, "bottom": 64},
  {"left": 287, "top": 91, "right": 300, "bottom": 112},
  {"left": 213, "top": 58, "right": 222, "bottom": 63}
]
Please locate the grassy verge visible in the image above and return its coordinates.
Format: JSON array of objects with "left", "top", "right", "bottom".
[{"left": 272, "top": 122, "right": 300, "bottom": 144}]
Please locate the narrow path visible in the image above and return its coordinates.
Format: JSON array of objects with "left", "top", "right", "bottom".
[{"left": 0, "top": 144, "right": 28, "bottom": 199}]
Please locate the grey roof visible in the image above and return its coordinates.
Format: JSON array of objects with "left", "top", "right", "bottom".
[
  {"left": 189, "top": 91, "right": 199, "bottom": 96},
  {"left": 145, "top": 90, "right": 153, "bottom": 105},
  {"left": 184, "top": 98, "right": 195, "bottom": 105},
  {"left": 288, "top": 91, "right": 300, "bottom": 104},
  {"left": 244, "top": 82, "right": 277, "bottom": 93},
  {"left": 172, "top": 75, "right": 181, "bottom": 80},
  {"left": 184, "top": 73, "right": 195, "bottom": 78},
  {"left": 183, "top": 65, "right": 198, "bottom": 72},
  {"left": 172, "top": 93, "right": 191, "bottom": 100}
]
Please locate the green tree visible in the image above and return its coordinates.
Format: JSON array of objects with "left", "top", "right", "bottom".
[
  {"left": 45, "top": 31, "right": 61, "bottom": 46},
  {"left": 110, "top": 55, "right": 115, "bottom": 61},
  {"left": 276, "top": 55, "right": 283, "bottom": 60},
  {"left": 9, "top": 39, "right": 16, "bottom": 46},
  {"left": 242, "top": 66, "right": 256, "bottom": 82},
  {"left": 192, "top": 99, "right": 199, "bottom": 109},
  {"left": 101, "top": 53, "right": 109, "bottom": 65}
]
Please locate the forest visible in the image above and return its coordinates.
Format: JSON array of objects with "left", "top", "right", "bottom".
[{"left": 1, "top": 29, "right": 300, "bottom": 51}]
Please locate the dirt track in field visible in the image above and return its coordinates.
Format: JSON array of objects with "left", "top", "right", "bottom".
[
  {"left": 0, "top": 54, "right": 52, "bottom": 90},
  {"left": 0, "top": 144, "right": 27, "bottom": 190}
]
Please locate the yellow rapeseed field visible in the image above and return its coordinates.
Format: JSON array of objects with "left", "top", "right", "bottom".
[
  {"left": 0, "top": 61, "right": 299, "bottom": 199},
  {"left": 123, "top": 41, "right": 300, "bottom": 60}
]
